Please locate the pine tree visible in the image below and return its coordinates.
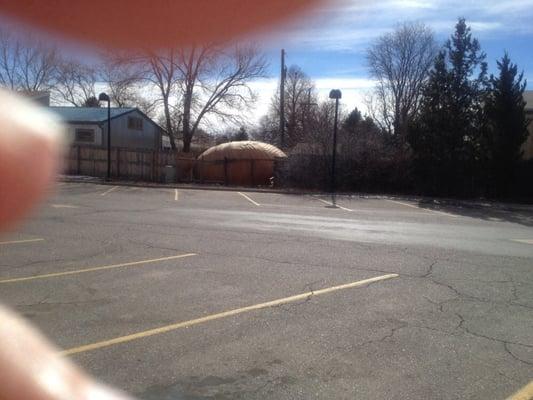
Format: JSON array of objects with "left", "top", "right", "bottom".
[
  {"left": 342, "top": 108, "right": 363, "bottom": 134},
  {"left": 483, "top": 53, "right": 529, "bottom": 196},
  {"left": 233, "top": 126, "right": 249, "bottom": 141},
  {"left": 408, "top": 52, "right": 452, "bottom": 193},
  {"left": 408, "top": 18, "right": 488, "bottom": 195},
  {"left": 83, "top": 96, "right": 101, "bottom": 107}
]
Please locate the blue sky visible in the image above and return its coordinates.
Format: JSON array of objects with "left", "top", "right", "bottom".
[
  {"left": 246, "top": 0, "right": 533, "bottom": 120},
  {"left": 3, "top": 0, "right": 532, "bottom": 127}
]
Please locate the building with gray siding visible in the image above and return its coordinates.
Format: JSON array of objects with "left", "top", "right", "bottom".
[{"left": 49, "top": 106, "right": 164, "bottom": 150}]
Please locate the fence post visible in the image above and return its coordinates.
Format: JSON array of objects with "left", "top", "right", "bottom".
[
  {"left": 224, "top": 157, "right": 228, "bottom": 186},
  {"left": 76, "top": 146, "right": 81, "bottom": 175},
  {"left": 155, "top": 151, "right": 160, "bottom": 183},
  {"left": 116, "top": 148, "right": 120, "bottom": 178},
  {"left": 151, "top": 151, "right": 156, "bottom": 182}
]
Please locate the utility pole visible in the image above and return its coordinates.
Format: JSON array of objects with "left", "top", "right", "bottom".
[{"left": 279, "top": 49, "right": 286, "bottom": 149}]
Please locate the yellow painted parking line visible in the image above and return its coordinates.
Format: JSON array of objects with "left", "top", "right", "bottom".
[
  {"left": 0, "top": 253, "right": 196, "bottom": 284},
  {"left": 506, "top": 380, "right": 533, "bottom": 400},
  {"left": 51, "top": 204, "right": 79, "bottom": 209},
  {"left": 511, "top": 239, "right": 533, "bottom": 245},
  {"left": 315, "top": 197, "right": 353, "bottom": 212},
  {"left": 61, "top": 273, "right": 398, "bottom": 356},
  {"left": 386, "top": 199, "right": 458, "bottom": 218},
  {"left": 100, "top": 186, "right": 119, "bottom": 196},
  {"left": 0, "top": 238, "right": 45, "bottom": 246},
  {"left": 174, "top": 189, "right": 179, "bottom": 201},
  {"left": 238, "top": 192, "right": 260, "bottom": 206}
]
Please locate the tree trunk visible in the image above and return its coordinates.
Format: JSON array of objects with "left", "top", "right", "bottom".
[
  {"left": 182, "top": 86, "right": 193, "bottom": 152},
  {"left": 163, "top": 95, "right": 176, "bottom": 150},
  {"left": 183, "top": 134, "right": 192, "bottom": 153}
]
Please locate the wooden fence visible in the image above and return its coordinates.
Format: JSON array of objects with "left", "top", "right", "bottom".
[
  {"left": 64, "top": 145, "right": 277, "bottom": 186},
  {"left": 64, "top": 146, "right": 195, "bottom": 182}
]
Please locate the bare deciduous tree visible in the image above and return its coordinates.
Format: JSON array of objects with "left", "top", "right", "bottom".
[
  {"left": 261, "top": 65, "right": 316, "bottom": 148},
  {"left": 142, "top": 49, "right": 182, "bottom": 149},
  {"left": 284, "top": 65, "right": 316, "bottom": 146},
  {"left": 367, "top": 22, "right": 437, "bottom": 147},
  {"left": 177, "top": 43, "right": 268, "bottom": 152},
  {"left": 53, "top": 59, "right": 97, "bottom": 106},
  {"left": 98, "top": 54, "right": 157, "bottom": 117},
  {"left": 106, "top": 44, "right": 266, "bottom": 151},
  {"left": 0, "top": 29, "right": 58, "bottom": 92}
]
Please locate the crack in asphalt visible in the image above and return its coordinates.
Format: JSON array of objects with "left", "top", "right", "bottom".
[{"left": 504, "top": 343, "right": 533, "bottom": 366}]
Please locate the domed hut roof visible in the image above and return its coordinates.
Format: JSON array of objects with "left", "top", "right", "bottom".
[{"left": 198, "top": 140, "right": 286, "bottom": 161}]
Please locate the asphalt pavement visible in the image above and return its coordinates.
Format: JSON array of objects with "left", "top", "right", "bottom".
[{"left": 1, "top": 182, "right": 532, "bottom": 399}]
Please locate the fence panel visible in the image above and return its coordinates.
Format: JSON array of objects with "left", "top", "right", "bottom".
[
  {"left": 64, "top": 146, "right": 191, "bottom": 182},
  {"left": 64, "top": 146, "right": 278, "bottom": 186}
]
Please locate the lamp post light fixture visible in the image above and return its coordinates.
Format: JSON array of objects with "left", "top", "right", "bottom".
[
  {"left": 328, "top": 89, "right": 342, "bottom": 198},
  {"left": 98, "top": 92, "right": 111, "bottom": 181}
]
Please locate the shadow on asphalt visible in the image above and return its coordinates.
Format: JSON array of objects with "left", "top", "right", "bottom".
[{"left": 416, "top": 198, "right": 533, "bottom": 227}]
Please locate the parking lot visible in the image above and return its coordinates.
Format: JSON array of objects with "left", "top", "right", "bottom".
[{"left": 1, "top": 182, "right": 533, "bottom": 399}]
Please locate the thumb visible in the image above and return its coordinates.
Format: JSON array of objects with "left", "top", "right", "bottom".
[{"left": 0, "top": 89, "right": 64, "bottom": 232}]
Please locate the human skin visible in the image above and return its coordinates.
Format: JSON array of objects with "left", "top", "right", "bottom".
[{"left": 0, "top": 1, "right": 324, "bottom": 399}]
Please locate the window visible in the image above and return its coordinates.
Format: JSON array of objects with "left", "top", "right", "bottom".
[
  {"left": 128, "top": 116, "right": 143, "bottom": 130},
  {"left": 75, "top": 128, "right": 95, "bottom": 143}
]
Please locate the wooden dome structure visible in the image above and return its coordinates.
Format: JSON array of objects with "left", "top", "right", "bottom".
[{"left": 196, "top": 141, "right": 286, "bottom": 186}]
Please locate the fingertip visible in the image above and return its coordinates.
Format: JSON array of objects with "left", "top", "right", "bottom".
[{"left": 0, "top": 89, "right": 65, "bottom": 231}]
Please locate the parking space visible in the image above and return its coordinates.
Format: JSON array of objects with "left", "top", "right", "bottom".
[{"left": 1, "top": 182, "right": 533, "bottom": 399}]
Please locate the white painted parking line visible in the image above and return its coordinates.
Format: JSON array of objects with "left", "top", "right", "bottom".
[
  {"left": 51, "top": 204, "right": 79, "bottom": 209},
  {"left": 174, "top": 189, "right": 179, "bottom": 201},
  {"left": 386, "top": 199, "right": 458, "bottom": 218},
  {"left": 315, "top": 197, "right": 353, "bottom": 212},
  {"left": 0, "top": 238, "right": 45, "bottom": 246},
  {"left": 100, "top": 186, "right": 119, "bottom": 196},
  {"left": 510, "top": 239, "right": 533, "bottom": 245},
  {"left": 61, "top": 273, "right": 398, "bottom": 356},
  {"left": 0, "top": 253, "right": 197, "bottom": 284},
  {"left": 238, "top": 192, "right": 260, "bottom": 206}
]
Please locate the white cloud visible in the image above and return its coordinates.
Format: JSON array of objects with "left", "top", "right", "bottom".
[
  {"left": 244, "top": 76, "right": 374, "bottom": 125},
  {"left": 314, "top": 77, "right": 375, "bottom": 90},
  {"left": 269, "top": 0, "right": 533, "bottom": 52}
]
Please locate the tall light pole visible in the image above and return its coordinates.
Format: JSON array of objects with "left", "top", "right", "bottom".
[
  {"left": 279, "top": 49, "right": 286, "bottom": 149},
  {"left": 329, "top": 89, "right": 342, "bottom": 197},
  {"left": 98, "top": 92, "right": 111, "bottom": 181}
]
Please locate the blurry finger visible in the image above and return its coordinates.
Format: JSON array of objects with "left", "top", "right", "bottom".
[
  {"left": 0, "top": 0, "right": 323, "bottom": 49},
  {"left": 0, "top": 89, "right": 64, "bottom": 232},
  {"left": 0, "top": 305, "right": 133, "bottom": 400}
]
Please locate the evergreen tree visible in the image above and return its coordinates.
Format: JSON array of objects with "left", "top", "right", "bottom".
[
  {"left": 233, "top": 126, "right": 249, "bottom": 141},
  {"left": 408, "top": 18, "right": 488, "bottom": 195},
  {"left": 83, "top": 96, "right": 101, "bottom": 107},
  {"left": 343, "top": 108, "right": 363, "bottom": 134},
  {"left": 483, "top": 53, "right": 529, "bottom": 196}
]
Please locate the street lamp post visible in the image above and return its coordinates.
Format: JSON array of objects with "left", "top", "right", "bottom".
[
  {"left": 98, "top": 92, "right": 111, "bottom": 181},
  {"left": 328, "top": 89, "right": 342, "bottom": 197}
]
